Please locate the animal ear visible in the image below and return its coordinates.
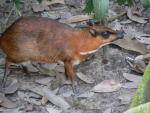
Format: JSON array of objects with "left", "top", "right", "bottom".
[{"left": 89, "top": 29, "right": 97, "bottom": 37}]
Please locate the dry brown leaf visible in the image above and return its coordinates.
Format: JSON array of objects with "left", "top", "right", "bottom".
[
  {"left": 42, "top": 0, "right": 65, "bottom": 6},
  {"left": 112, "top": 36, "right": 149, "bottom": 54},
  {"left": 123, "top": 26, "right": 150, "bottom": 44},
  {"left": 123, "top": 73, "right": 142, "bottom": 83},
  {"left": 41, "top": 96, "right": 48, "bottom": 105},
  {"left": 0, "top": 93, "right": 17, "bottom": 108},
  {"left": 20, "top": 84, "right": 69, "bottom": 109},
  {"left": 46, "top": 106, "right": 62, "bottom": 113},
  {"left": 21, "top": 61, "right": 39, "bottom": 72},
  {"left": 127, "top": 8, "right": 148, "bottom": 23},
  {"left": 135, "top": 53, "right": 150, "bottom": 60},
  {"left": 92, "top": 80, "right": 122, "bottom": 93},
  {"left": 35, "top": 77, "right": 54, "bottom": 85},
  {"left": 32, "top": 0, "right": 65, "bottom": 12},
  {"left": 77, "top": 91, "right": 94, "bottom": 98},
  {"left": 76, "top": 72, "right": 95, "bottom": 84},
  {"left": 0, "top": 77, "right": 19, "bottom": 94},
  {"left": 122, "top": 82, "right": 139, "bottom": 89},
  {"left": 136, "top": 36, "right": 150, "bottom": 44},
  {"left": 43, "top": 88, "right": 70, "bottom": 109},
  {"left": 32, "top": 4, "right": 49, "bottom": 12},
  {"left": 126, "top": 57, "right": 146, "bottom": 73},
  {"left": 66, "top": 15, "right": 93, "bottom": 23},
  {"left": 118, "top": 93, "right": 134, "bottom": 105},
  {"left": 103, "top": 108, "right": 112, "bottom": 113}
]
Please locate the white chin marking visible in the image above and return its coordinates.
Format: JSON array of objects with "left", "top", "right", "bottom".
[
  {"left": 80, "top": 49, "right": 98, "bottom": 55},
  {"left": 80, "top": 42, "right": 111, "bottom": 55}
]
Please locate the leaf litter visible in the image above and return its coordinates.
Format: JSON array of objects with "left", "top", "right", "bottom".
[{"left": 92, "top": 80, "right": 122, "bottom": 93}]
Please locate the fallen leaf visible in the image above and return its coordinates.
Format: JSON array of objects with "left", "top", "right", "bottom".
[
  {"left": 77, "top": 91, "right": 94, "bottom": 98},
  {"left": 122, "top": 82, "right": 139, "bottom": 89},
  {"left": 0, "top": 106, "right": 24, "bottom": 113},
  {"left": 123, "top": 26, "right": 150, "bottom": 44},
  {"left": 43, "top": 88, "right": 70, "bottom": 109},
  {"left": 21, "top": 61, "right": 39, "bottom": 72},
  {"left": 112, "top": 36, "right": 149, "bottom": 54},
  {"left": 92, "top": 80, "right": 122, "bottom": 93},
  {"left": 60, "top": 90, "right": 74, "bottom": 97},
  {"left": 103, "top": 108, "right": 112, "bottom": 113},
  {"left": 39, "top": 67, "right": 57, "bottom": 77},
  {"left": 136, "top": 36, "right": 150, "bottom": 44},
  {"left": 66, "top": 15, "right": 93, "bottom": 23},
  {"left": 40, "top": 63, "right": 57, "bottom": 70},
  {"left": 32, "top": 3, "right": 49, "bottom": 12},
  {"left": 120, "top": 19, "right": 132, "bottom": 24},
  {"left": 135, "top": 53, "right": 150, "bottom": 61},
  {"left": 32, "top": 0, "right": 65, "bottom": 12},
  {"left": 41, "top": 96, "right": 48, "bottom": 105},
  {"left": 76, "top": 72, "right": 95, "bottom": 84},
  {"left": 127, "top": 8, "right": 148, "bottom": 23},
  {"left": 123, "top": 73, "right": 142, "bottom": 83},
  {"left": 55, "top": 65, "right": 65, "bottom": 73},
  {"left": 20, "top": 84, "right": 69, "bottom": 109},
  {"left": 35, "top": 77, "right": 54, "bottom": 85},
  {"left": 126, "top": 57, "right": 146, "bottom": 73},
  {"left": 0, "top": 77, "right": 19, "bottom": 94},
  {"left": 0, "top": 93, "right": 17, "bottom": 108},
  {"left": 42, "top": 0, "right": 65, "bottom": 6},
  {"left": 118, "top": 93, "right": 134, "bottom": 105},
  {"left": 46, "top": 106, "right": 62, "bottom": 113}
]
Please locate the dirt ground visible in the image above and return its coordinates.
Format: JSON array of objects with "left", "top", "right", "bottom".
[{"left": 0, "top": 0, "right": 150, "bottom": 113}]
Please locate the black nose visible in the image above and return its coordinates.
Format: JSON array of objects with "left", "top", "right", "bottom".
[{"left": 117, "top": 31, "right": 124, "bottom": 39}]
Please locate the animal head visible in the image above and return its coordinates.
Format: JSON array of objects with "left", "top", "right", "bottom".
[{"left": 88, "top": 26, "right": 124, "bottom": 44}]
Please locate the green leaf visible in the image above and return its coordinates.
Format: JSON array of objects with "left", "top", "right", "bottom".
[
  {"left": 130, "top": 62, "right": 150, "bottom": 107},
  {"left": 124, "top": 102, "right": 150, "bottom": 113}
]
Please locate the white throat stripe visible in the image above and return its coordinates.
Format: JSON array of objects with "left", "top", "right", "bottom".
[
  {"left": 80, "top": 49, "right": 98, "bottom": 55},
  {"left": 79, "top": 42, "right": 111, "bottom": 55}
]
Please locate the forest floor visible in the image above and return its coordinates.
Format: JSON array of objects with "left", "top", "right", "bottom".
[{"left": 0, "top": 0, "right": 150, "bottom": 113}]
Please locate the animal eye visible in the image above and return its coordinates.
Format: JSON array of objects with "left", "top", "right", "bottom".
[{"left": 101, "top": 31, "right": 110, "bottom": 38}]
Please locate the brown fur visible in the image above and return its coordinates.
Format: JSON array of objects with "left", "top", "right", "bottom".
[{"left": 0, "top": 16, "right": 118, "bottom": 79}]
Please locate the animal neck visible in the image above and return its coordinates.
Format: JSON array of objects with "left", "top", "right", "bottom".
[{"left": 75, "top": 29, "right": 103, "bottom": 55}]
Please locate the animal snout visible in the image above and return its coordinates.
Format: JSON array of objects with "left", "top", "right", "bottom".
[{"left": 116, "top": 31, "right": 124, "bottom": 39}]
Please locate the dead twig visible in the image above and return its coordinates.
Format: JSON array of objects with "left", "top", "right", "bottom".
[{"left": 108, "top": 12, "right": 127, "bottom": 22}]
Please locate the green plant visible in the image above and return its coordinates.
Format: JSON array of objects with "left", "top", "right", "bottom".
[
  {"left": 12, "top": 0, "right": 22, "bottom": 16},
  {"left": 84, "top": 0, "right": 150, "bottom": 22},
  {"left": 117, "top": 0, "right": 133, "bottom": 6},
  {"left": 124, "top": 102, "right": 150, "bottom": 113},
  {"left": 141, "top": 0, "right": 150, "bottom": 8},
  {"left": 84, "top": 0, "right": 109, "bottom": 22},
  {"left": 130, "top": 62, "right": 150, "bottom": 107}
]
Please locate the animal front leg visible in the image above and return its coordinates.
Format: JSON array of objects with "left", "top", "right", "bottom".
[
  {"left": 64, "top": 61, "right": 77, "bottom": 93},
  {"left": 64, "top": 61, "right": 76, "bottom": 79}
]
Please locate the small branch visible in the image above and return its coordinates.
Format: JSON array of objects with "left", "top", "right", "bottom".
[{"left": 108, "top": 12, "right": 127, "bottom": 22}]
